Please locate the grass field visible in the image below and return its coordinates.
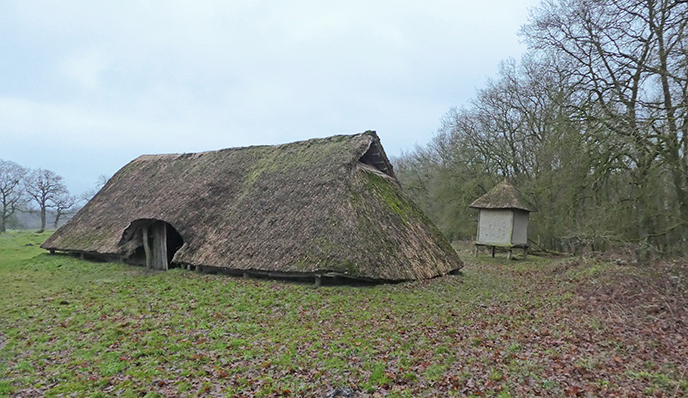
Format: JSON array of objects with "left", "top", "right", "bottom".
[{"left": 1, "top": 231, "right": 686, "bottom": 397}]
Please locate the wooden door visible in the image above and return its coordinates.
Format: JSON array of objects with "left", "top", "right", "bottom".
[
  {"left": 142, "top": 221, "right": 168, "bottom": 270},
  {"left": 150, "top": 221, "right": 168, "bottom": 270}
]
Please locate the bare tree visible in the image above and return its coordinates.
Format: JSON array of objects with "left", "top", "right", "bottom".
[
  {"left": 79, "top": 174, "right": 110, "bottom": 204},
  {"left": 522, "top": 0, "right": 688, "bottom": 254},
  {"left": 25, "top": 169, "right": 67, "bottom": 233},
  {"left": 0, "top": 160, "right": 27, "bottom": 233},
  {"left": 52, "top": 193, "right": 76, "bottom": 229},
  {"left": 393, "top": 0, "right": 687, "bottom": 256}
]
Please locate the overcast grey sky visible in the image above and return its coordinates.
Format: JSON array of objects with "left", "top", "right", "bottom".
[{"left": 0, "top": 0, "right": 541, "bottom": 196}]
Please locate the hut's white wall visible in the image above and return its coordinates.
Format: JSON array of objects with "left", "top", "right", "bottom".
[
  {"left": 476, "top": 209, "right": 513, "bottom": 245},
  {"left": 511, "top": 210, "right": 529, "bottom": 245}
]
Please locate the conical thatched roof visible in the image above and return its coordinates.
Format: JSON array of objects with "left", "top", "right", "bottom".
[
  {"left": 42, "top": 131, "right": 462, "bottom": 281},
  {"left": 469, "top": 179, "right": 534, "bottom": 212}
]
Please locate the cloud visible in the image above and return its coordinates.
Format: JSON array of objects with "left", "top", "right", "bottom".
[
  {"left": 2, "top": 0, "right": 542, "bottom": 195},
  {"left": 0, "top": 96, "right": 200, "bottom": 150},
  {"left": 60, "top": 50, "right": 110, "bottom": 91}
]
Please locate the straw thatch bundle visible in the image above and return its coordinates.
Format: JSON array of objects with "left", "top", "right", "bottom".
[
  {"left": 469, "top": 179, "right": 535, "bottom": 212},
  {"left": 42, "top": 131, "right": 462, "bottom": 281}
]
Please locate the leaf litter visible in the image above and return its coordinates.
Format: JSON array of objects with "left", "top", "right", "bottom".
[{"left": 0, "top": 243, "right": 687, "bottom": 397}]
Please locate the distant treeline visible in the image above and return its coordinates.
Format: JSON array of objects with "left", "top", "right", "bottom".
[
  {"left": 0, "top": 160, "right": 106, "bottom": 233},
  {"left": 394, "top": 0, "right": 687, "bottom": 259},
  {"left": 9, "top": 207, "right": 82, "bottom": 231}
]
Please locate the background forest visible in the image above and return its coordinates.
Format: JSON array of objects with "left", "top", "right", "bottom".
[{"left": 394, "top": 0, "right": 688, "bottom": 259}]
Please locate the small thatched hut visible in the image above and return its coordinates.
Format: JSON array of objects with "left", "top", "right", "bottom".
[
  {"left": 42, "top": 131, "right": 462, "bottom": 283},
  {"left": 469, "top": 179, "right": 534, "bottom": 258}
]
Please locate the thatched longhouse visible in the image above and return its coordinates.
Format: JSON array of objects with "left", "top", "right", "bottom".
[{"left": 42, "top": 131, "right": 462, "bottom": 281}]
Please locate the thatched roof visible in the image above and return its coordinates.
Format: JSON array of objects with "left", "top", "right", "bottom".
[
  {"left": 469, "top": 179, "right": 534, "bottom": 212},
  {"left": 42, "top": 131, "right": 462, "bottom": 281}
]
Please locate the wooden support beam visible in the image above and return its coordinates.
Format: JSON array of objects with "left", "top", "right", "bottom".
[
  {"left": 142, "top": 225, "right": 151, "bottom": 269},
  {"left": 491, "top": 246, "right": 496, "bottom": 257},
  {"left": 161, "top": 222, "right": 168, "bottom": 271},
  {"left": 314, "top": 274, "right": 322, "bottom": 287}
]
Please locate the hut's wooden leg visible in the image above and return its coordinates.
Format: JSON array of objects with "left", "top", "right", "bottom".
[
  {"left": 523, "top": 247, "right": 528, "bottom": 259},
  {"left": 49, "top": 249, "right": 55, "bottom": 255},
  {"left": 474, "top": 245, "right": 479, "bottom": 257},
  {"left": 196, "top": 266, "right": 203, "bottom": 273},
  {"left": 491, "top": 246, "right": 496, "bottom": 257},
  {"left": 243, "top": 272, "right": 249, "bottom": 279},
  {"left": 507, "top": 250, "right": 513, "bottom": 260},
  {"left": 314, "top": 274, "right": 322, "bottom": 287}
]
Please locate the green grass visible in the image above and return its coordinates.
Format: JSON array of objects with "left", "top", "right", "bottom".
[{"left": 0, "top": 231, "right": 686, "bottom": 397}]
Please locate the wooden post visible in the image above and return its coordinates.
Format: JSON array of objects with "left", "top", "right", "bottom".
[
  {"left": 161, "top": 222, "right": 168, "bottom": 270},
  {"left": 507, "top": 249, "right": 513, "bottom": 260},
  {"left": 491, "top": 246, "right": 496, "bottom": 257},
  {"left": 314, "top": 274, "right": 322, "bottom": 287},
  {"left": 474, "top": 245, "right": 479, "bottom": 257},
  {"left": 150, "top": 222, "right": 168, "bottom": 270},
  {"left": 142, "top": 225, "right": 151, "bottom": 269},
  {"left": 243, "top": 272, "right": 249, "bottom": 279},
  {"left": 523, "top": 246, "right": 528, "bottom": 259},
  {"left": 49, "top": 249, "right": 55, "bottom": 255}
]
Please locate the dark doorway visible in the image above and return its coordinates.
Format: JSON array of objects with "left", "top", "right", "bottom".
[
  {"left": 165, "top": 224, "right": 184, "bottom": 265},
  {"left": 120, "top": 219, "right": 184, "bottom": 270}
]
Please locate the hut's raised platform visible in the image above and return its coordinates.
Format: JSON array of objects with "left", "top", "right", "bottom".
[{"left": 474, "top": 243, "right": 528, "bottom": 259}]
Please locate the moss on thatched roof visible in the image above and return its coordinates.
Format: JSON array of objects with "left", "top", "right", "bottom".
[
  {"left": 469, "top": 179, "right": 534, "bottom": 212},
  {"left": 42, "top": 131, "right": 462, "bottom": 281}
]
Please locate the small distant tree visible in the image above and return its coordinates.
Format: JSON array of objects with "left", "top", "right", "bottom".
[
  {"left": 25, "top": 169, "right": 67, "bottom": 233},
  {"left": 79, "top": 174, "right": 110, "bottom": 204},
  {"left": 52, "top": 193, "right": 76, "bottom": 228},
  {"left": 0, "top": 160, "right": 27, "bottom": 233}
]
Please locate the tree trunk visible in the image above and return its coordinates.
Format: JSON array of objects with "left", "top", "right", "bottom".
[
  {"left": 54, "top": 210, "right": 62, "bottom": 229},
  {"left": 38, "top": 206, "right": 46, "bottom": 233},
  {"left": 0, "top": 196, "right": 7, "bottom": 233}
]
